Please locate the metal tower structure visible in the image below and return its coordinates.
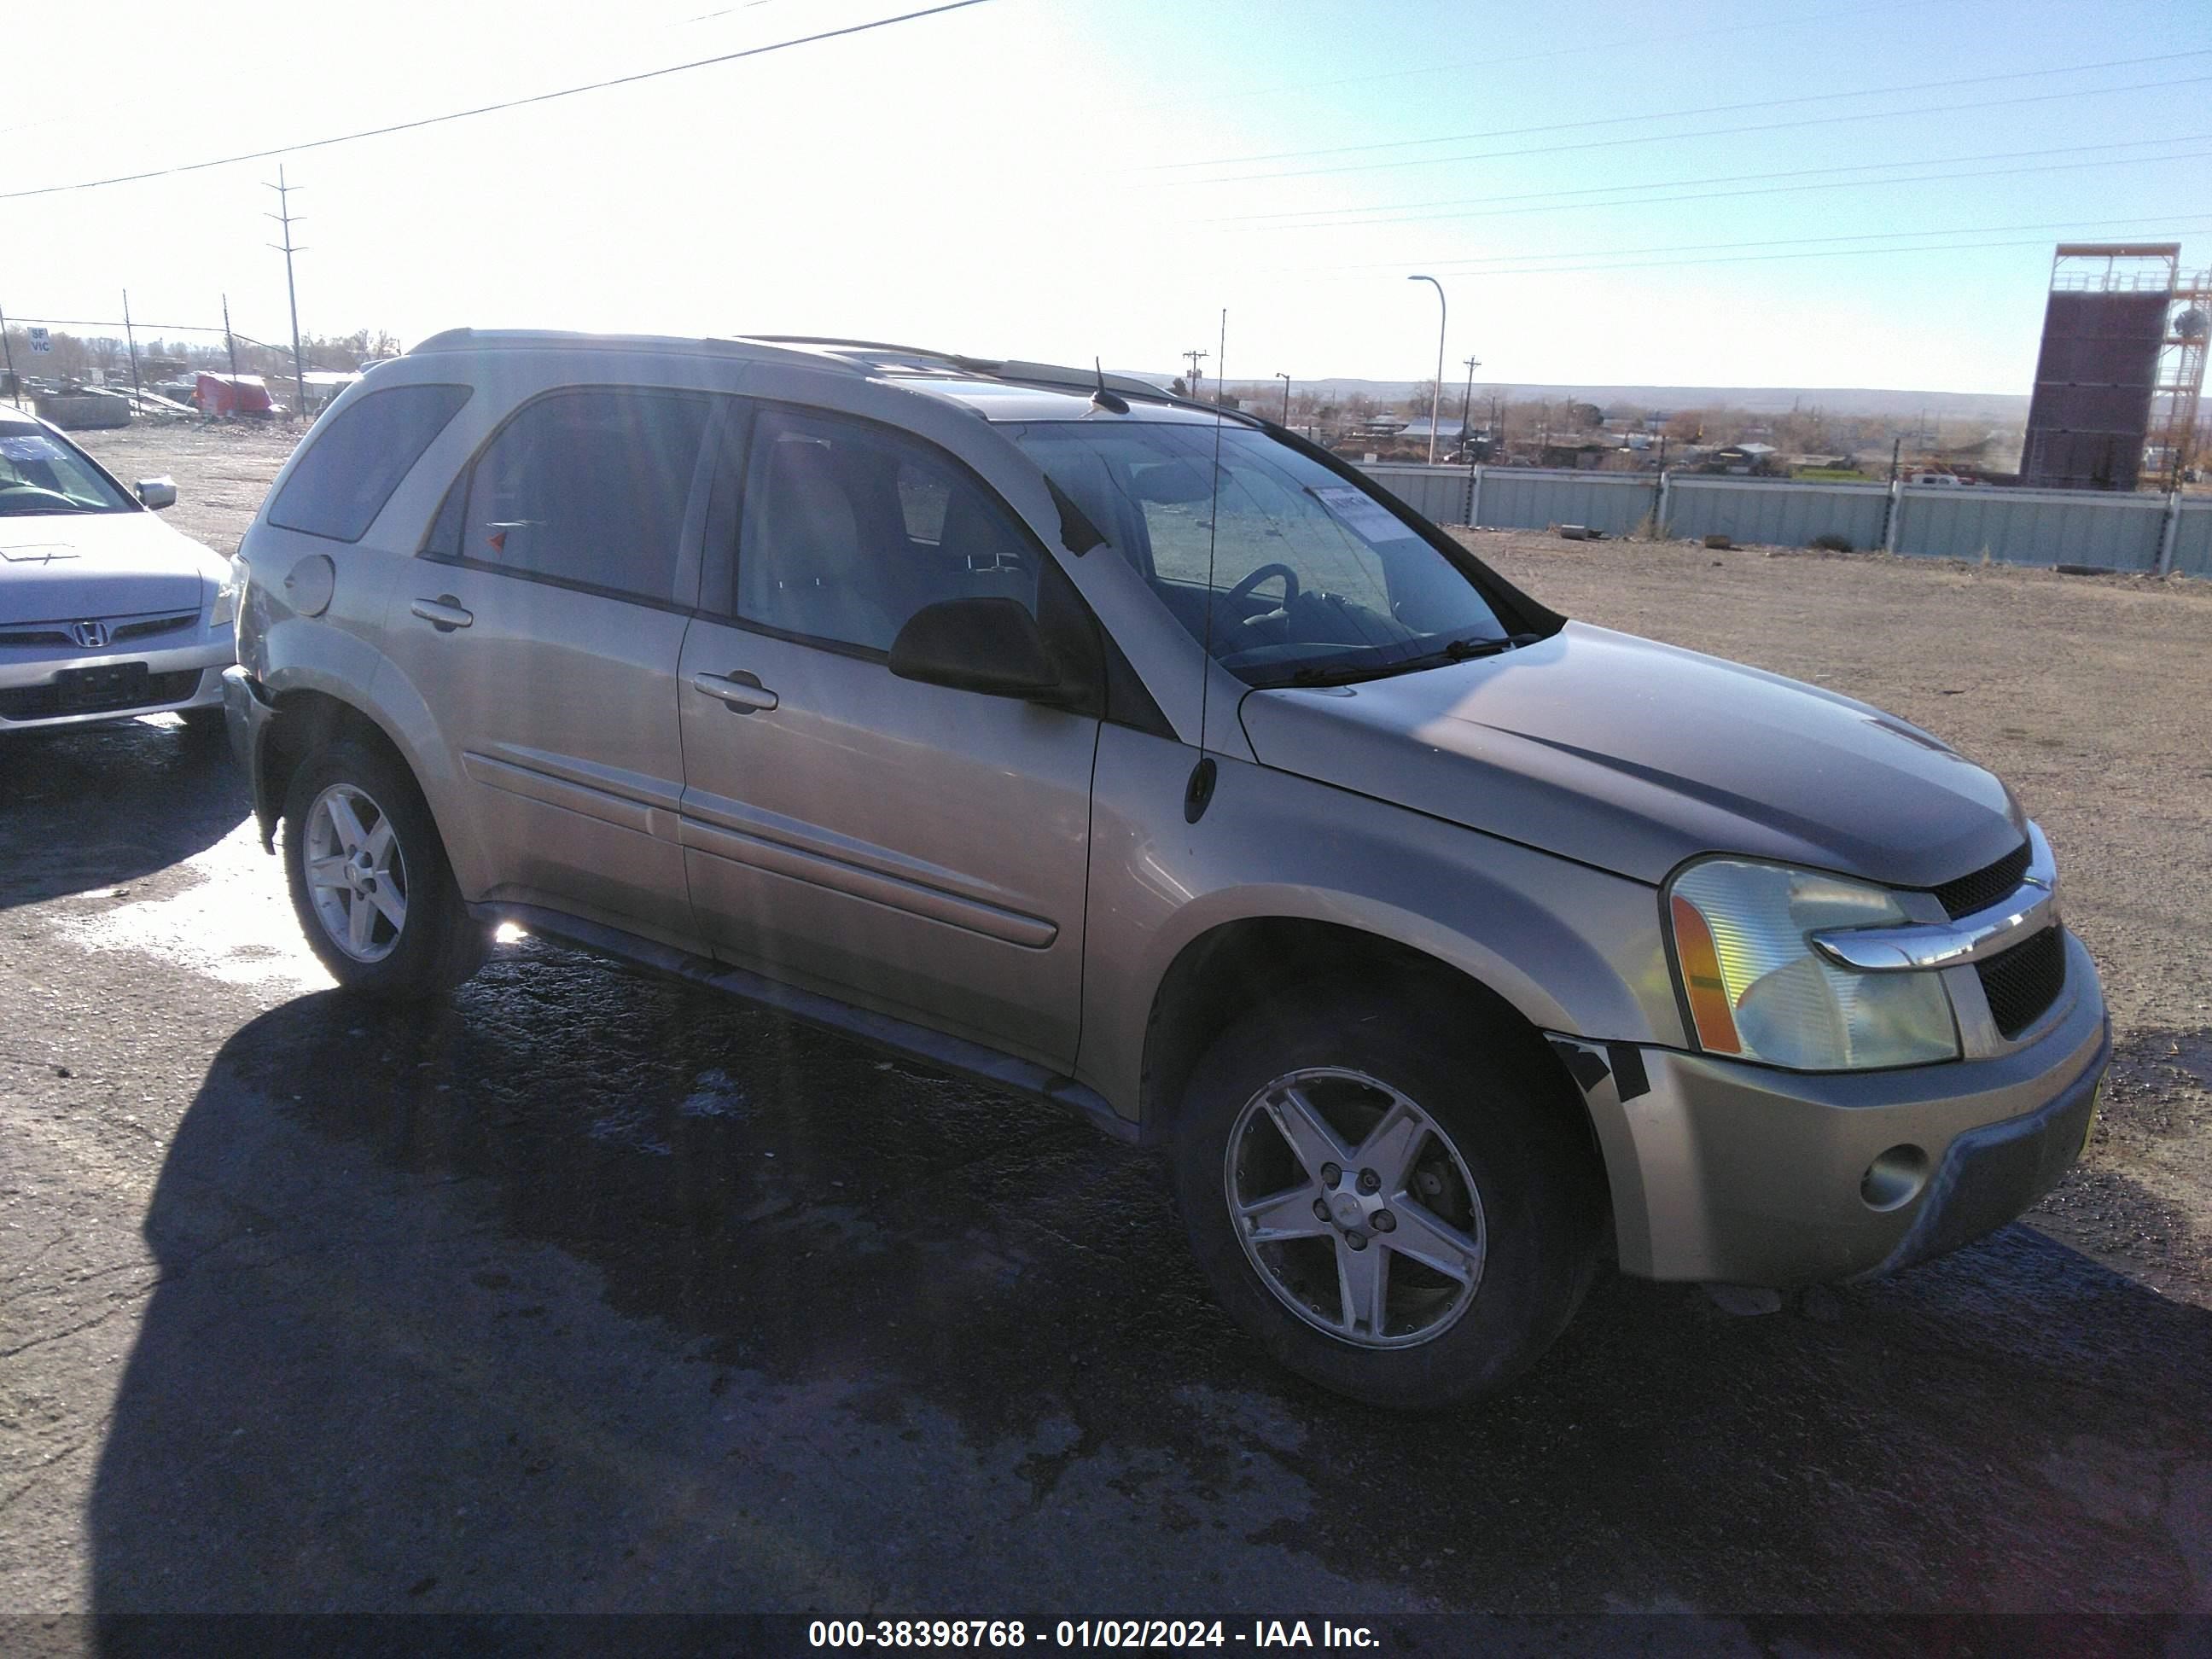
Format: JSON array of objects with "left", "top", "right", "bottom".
[
  {"left": 2147, "top": 264, "right": 2210, "bottom": 489},
  {"left": 2021, "top": 243, "right": 2179, "bottom": 492}
]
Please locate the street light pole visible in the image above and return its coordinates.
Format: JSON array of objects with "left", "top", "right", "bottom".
[
  {"left": 1275, "top": 371, "right": 1290, "bottom": 426},
  {"left": 1407, "top": 274, "right": 1446, "bottom": 465}
]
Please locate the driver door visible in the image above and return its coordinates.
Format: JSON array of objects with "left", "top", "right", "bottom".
[{"left": 675, "top": 405, "right": 1101, "bottom": 1068}]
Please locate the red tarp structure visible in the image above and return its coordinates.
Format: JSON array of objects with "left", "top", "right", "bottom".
[{"left": 195, "top": 373, "right": 275, "bottom": 416}]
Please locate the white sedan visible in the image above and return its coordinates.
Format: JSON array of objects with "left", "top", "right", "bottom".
[{"left": 0, "top": 410, "right": 238, "bottom": 735}]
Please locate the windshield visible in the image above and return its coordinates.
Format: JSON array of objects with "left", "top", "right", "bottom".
[
  {"left": 1006, "top": 419, "right": 1510, "bottom": 687},
  {"left": 0, "top": 430, "right": 134, "bottom": 515}
]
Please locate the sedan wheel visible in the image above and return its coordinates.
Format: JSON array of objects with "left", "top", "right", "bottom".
[{"left": 303, "top": 782, "right": 409, "bottom": 962}]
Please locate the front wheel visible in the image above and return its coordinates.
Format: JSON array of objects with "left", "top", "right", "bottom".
[
  {"left": 1172, "top": 981, "right": 1604, "bottom": 1411},
  {"left": 281, "top": 739, "right": 484, "bottom": 999}
]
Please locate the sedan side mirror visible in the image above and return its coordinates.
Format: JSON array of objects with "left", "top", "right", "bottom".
[
  {"left": 888, "top": 597, "right": 1063, "bottom": 701},
  {"left": 136, "top": 476, "right": 178, "bottom": 510}
]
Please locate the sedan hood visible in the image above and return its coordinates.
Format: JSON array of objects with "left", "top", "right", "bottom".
[
  {"left": 1237, "top": 621, "right": 2025, "bottom": 889},
  {"left": 0, "top": 511, "right": 221, "bottom": 625}
]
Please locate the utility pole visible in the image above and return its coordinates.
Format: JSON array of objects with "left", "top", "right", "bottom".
[
  {"left": 1181, "top": 347, "right": 1208, "bottom": 401},
  {"left": 121, "top": 289, "right": 142, "bottom": 407},
  {"left": 222, "top": 293, "right": 240, "bottom": 377},
  {"left": 1274, "top": 371, "right": 1290, "bottom": 426},
  {"left": 1460, "top": 355, "right": 1481, "bottom": 457},
  {"left": 266, "top": 165, "right": 309, "bottom": 419}
]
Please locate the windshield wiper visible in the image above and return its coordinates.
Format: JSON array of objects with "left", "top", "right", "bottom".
[{"left": 1271, "top": 633, "right": 1538, "bottom": 690}]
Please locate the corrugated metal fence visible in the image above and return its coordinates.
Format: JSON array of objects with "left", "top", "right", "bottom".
[{"left": 1354, "top": 462, "right": 2210, "bottom": 578}]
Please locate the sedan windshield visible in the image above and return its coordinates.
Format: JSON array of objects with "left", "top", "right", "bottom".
[
  {"left": 0, "top": 430, "right": 135, "bottom": 515},
  {"left": 1005, "top": 419, "right": 1511, "bottom": 686}
]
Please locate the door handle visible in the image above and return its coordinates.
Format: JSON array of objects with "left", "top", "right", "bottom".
[
  {"left": 410, "top": 595, "right": 474, "bottom": 632},
  {"left": 691, "top": 670, "right": 778, "bottom": 713}
]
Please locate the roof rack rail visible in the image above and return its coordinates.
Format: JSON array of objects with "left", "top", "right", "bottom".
[{"left": 407, "top": 328, "right": 843, "bottom": 370}]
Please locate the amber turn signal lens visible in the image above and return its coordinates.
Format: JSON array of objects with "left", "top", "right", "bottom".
[{"left": 1669, "top": 893, "right": 1743, "bottom": 1055}]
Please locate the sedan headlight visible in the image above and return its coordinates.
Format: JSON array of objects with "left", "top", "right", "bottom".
[
  {"left": 1666, "top": 859, "right": 1959, "bottom": 1070},
  {"left": 210, "top": 560, "right": 242, "bottom": 630}
]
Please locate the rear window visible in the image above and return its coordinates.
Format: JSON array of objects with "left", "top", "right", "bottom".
[{"left": 268, "top": 383, "right": 472, "bottom": 542}]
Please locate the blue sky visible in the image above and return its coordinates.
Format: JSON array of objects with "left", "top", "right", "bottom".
[{"left": 6, "top": 0, "right": 2207, "bottom": 393}]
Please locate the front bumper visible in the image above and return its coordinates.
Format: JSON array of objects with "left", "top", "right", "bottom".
[
  {"left": 0, "top": 631, "right": 231, "bottom": 731},
  {"left": 1563, "top": 929, "right": 2109, "bottom": 1286}
]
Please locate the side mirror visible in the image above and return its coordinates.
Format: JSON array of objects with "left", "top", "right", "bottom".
[
  {"left": 136, "top": 476, "right": 178, "bottom": 510},
  {"left": 888, "top": 597, "right": 1062, "bottom": 701}
]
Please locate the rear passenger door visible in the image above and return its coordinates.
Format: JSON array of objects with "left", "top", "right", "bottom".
[
  {"left": 384, "top": 385, "right": 717, "bottom": 949},
  {"left": 675, "top": 404, "right": 1101, "bottom": 1068}
]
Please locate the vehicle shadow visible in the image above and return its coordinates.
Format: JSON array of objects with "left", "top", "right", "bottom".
[
  {"left": 88, "top": 946, "right": 2212, "bottom": 1618},
  {"left": 0, "top": 718, "right": 247, "bottom": 908}
]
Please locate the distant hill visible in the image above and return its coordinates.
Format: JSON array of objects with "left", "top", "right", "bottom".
[{"left": 1196, "top": 379, "right": 2030, "bottom": 421}]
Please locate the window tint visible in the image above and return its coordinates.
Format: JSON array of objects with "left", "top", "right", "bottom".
[
  {"left": 459, "top": 387, "right": 710, "bottom": 605},
  {"left": 0, "top": 429, "right": 132, "bottom": 515},
  {"left": 268, "top": 383, "right": 470, "bottom": 542},
  {"left": 736, "top": 408, "right": 1038, "bottom": 654},
  {"left": 1007, "top": 420, "right": 1507, "bottom": 687}
]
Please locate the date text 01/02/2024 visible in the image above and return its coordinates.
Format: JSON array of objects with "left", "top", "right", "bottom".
[{"left": 806, "top": 1620, "right": 1382, "bottom": 1649}]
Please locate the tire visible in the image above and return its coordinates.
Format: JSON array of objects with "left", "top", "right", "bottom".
[
  {"left": 1171, "top": 979, "right": 1604, "bottom": 1411},
  {"left": 281, "top": 738, "right": 484, "bottom": 999}
]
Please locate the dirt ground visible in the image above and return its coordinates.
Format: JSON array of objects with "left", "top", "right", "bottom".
[{"left": 68, "top": 417, "right": 2212, "bottom": 1302}]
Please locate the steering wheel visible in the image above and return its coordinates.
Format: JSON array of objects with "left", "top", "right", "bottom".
[
  {"left": 0, "top": 485, "right": 77, "bottom": 513},
  {"left": 1222, "top": 562, "right": 1301, "bottom": 616}
]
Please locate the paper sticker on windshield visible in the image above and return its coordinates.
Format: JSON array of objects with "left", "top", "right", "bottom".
[
  {"left": 1308, "top": 485, "right": 1407, "bottom": 542},
  {"left": 0, "top": 435, "right": 68, "bottom": 463}
]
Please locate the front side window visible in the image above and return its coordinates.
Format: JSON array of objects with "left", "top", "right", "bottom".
[
  {"left": 0, "top": 429, "right": 134, "bottom": 515},
  {"left": 458, "top": 387, "right": 710, "bottom": 605},
  {"left": 268, "top": 383, "right": 470, "bottom": 542},
  {"left": 1006, "top": 420, "right": 1511, "bottom": 687},
  {"left": 735, "top": 407, "right": 1039, "bottom": 654}
]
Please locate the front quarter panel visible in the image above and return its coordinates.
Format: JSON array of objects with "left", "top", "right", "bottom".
[{"left": 1076, "top": 722, "right": 1684, "bottom": 1122}]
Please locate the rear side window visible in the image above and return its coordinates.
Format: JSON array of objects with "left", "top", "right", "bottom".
[
  {"left": 267, "top": 383, "right": 471, "bottom": 542},
  {"left": 457, "top": 387, "right": 711, "bottom": 605}
]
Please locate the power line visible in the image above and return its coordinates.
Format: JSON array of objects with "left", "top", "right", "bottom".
[
  {"left": 1163, "top": 71, "right": 2212, "bottom": 189},
  {"left": 1270, "top": 216, "right": 2212, "bottom": 285},
  {"left": 1107, "top": 0, "right": 1918, "bottom": 116},
  {"left": 1147, "top": 47, "right": 2210, "bottom": 173},
  {"left": 1203, "top": 143, "right": 2212, "bottom": 242},
  {"left": 1208, "top": 132, "right": 2212, "bottom": 229},
  {"left": 1295, "top": 212, "right": 2212, "bottom": 279},
  {"left": 0, "top": 0, "right": 997, "bottom": 202}
]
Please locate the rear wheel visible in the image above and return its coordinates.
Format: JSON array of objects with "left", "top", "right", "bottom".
[
  {"left": 282, "top": 740, "right": 483, "bottom": 999},
  {"left": 1172, "top": 981, "right": 1604, "bottom": 1411}
]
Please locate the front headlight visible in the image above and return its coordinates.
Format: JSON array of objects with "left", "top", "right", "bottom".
[
  {"left": 1665, "top": 859, "right": 1959, "bottom": 1070},
  {"left": 210, "top": 559, "right": 242, "bottom": 630}
]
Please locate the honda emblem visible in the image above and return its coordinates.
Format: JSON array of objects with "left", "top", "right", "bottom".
[{"left": 70, "top": 620, "right": 110, "bottom": 649}]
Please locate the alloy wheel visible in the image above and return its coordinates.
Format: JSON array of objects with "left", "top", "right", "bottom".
[
  {"left": 302, "top": 782, "right": 409, "bottom": 963},
  {"left": 1223, "top": 1067, "right": 1487, "bottom": 1348}
]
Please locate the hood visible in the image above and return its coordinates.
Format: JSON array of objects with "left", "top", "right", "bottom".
[
  {"left": 0, "top": 511, "right": 223, "bottom": 625},
  {"left": 1237, "top": 621, "right": 2025, "bottom": 889}
]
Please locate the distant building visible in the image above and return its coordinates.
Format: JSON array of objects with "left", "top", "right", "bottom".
[{"left": 1711, "top": 441, "right": 1781, "bottom": 475}]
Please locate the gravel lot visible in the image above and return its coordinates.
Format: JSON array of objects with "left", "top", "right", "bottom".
[{"left": 0, "top": 421, "right": 2204, "bottom": 1630}]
